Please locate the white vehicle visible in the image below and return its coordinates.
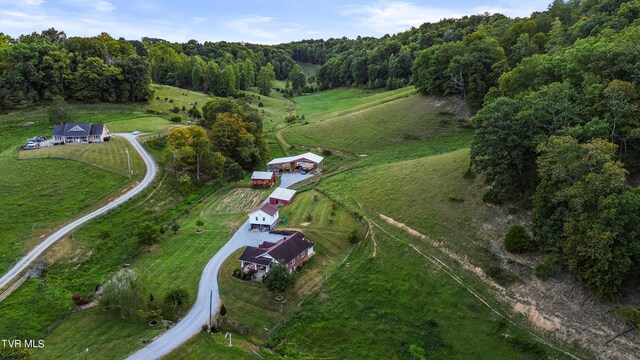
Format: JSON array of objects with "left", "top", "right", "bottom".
[{"left": 132, "top": 131, "right": 141, "bottom": 135}]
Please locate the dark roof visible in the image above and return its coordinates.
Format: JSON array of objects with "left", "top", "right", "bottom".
[
  {"left": 239, "top": 232, "right": 314, "bottom": 265},
  {"left": 52, "top": 123, "right": 107, "bottom": 137},
  {"left": 267, "top": 232, "right": 314, "bottom": 263},
  {"left": 239, "top": 247, "right": 272, "bottom": 266},
  {"left": 251, "top": 203, "right": 279, "bottom": 216},
  {"left": 53, "top": 125, "right": 64, "bottom": 136},
  {"left": 90, "top": 124, "right": 105, "bottom": 135}
]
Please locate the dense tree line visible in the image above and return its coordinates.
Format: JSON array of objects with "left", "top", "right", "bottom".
[
  {"left": 467, "top": 1, "right": 640, "bottom": 299},
  {"left": 0, "top": 29, "right": 153, "bottom": 109}
]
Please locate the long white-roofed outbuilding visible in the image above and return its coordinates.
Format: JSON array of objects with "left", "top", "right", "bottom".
[{"left": 267, "top": 152, "right": 323, "bottom": 173}]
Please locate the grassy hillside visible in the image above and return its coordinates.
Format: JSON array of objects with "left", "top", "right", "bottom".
[
  {"left": 293, "top": 86, "right": 414, "bottom": 121},
  {"left": 284, "top": 94, "right": 471, "bottom": 154}
]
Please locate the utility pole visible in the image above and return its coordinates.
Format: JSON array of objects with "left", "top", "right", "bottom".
[{"left": 125, "top": 147, "right": 131, "bottom": 177}]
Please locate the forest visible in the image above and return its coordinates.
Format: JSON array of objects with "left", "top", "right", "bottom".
[{"left": 1, "top": 0, "right": 640, "bottom": 301}]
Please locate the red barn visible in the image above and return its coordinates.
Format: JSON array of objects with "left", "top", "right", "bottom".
[
  {"left": 269, "top": 187, "right": 296, "bottom": 206},
  {"left": 251, "top": 171, "right": 276, "bottom": 188}
]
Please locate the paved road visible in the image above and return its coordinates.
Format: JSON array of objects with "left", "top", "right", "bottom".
[
  {"left": 127, "top": 173, "right": 311, "bottom": 360},
  {"left": 0, "top": 133, "right": 157, "bottom": 290}
]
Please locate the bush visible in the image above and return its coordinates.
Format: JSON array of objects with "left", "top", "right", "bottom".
[
  {"left": 265, "top": 263, "right": 295, "bottom": 293},
  {"left": 347, "top": 229, "right": 360, "bottom": 244},
  {"left": 321, "top": 149, "right": 333, "bottom": 156},
  {"left": 170, "top": 116, "right": 181, "bottom": 123},
  {"left": 171, "top": 106, "right": 180, "bottom": 113},
  {"left": 164, "top": 288, "right": 189, "bottom": 313},
  {"left": 482, "top": 188, "right": 503, "bottom": 205},
  {"left": 448, "top": 194, "right": 465, "bottom": 202},
  {"left": 196, "top": 218, "right": 204, "bottom": 227},
  {"left": 463, "top": 167, "right": 476, "bottom": 179},
  {"left": 534, "top": 253, "right": 562, "bottom": 280},
  {"left": 220, "top": 304, "right": 227, "bottom": 316},
  {"left": 71, "top": 294, "right": 91, "bottom": 306},
  {"left": 171, "top": 222, "right": 180, "bottom": 234},
  {"left": 137, "top": 221, "right": 160, "bottom": 246},
  {"left": 258, "top": 101, "right": 264, "bottom": 107},
  {"left": 504, "top": 225, "right": 535, "bottom": 253},
  {"left": 615, "top": 306, "right": 640, "bottom": 326}
]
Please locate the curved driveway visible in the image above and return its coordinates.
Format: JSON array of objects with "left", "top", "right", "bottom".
[
  {"left": 127, "top": 173, "right": 311, "bottom": 360},
  {"left": 0, "top": 133, "right": 157, "bottom": 290}
]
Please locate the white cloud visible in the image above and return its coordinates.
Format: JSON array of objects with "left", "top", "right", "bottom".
[
  {"left": 192, "top": 16, "right": 206, "bottom": 24},
  {"left": 226, "top": 16, "right": 302, "bottom": 43},
  {"left": 341, "top": 1, "right": 552, "bottom": 35},
  {"left": 95, "top": 0, "right": 114, "bottom": 12},
  {"left": 341, "top": 1, "right": 464, "bottom": 34}
]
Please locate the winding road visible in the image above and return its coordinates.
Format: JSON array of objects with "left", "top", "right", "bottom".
[
  {"left": 0, "top": 133, "right": 158, "bottom": 290},
  {"left": 127, "top": 173, "right": 311, "bottom": 360}
]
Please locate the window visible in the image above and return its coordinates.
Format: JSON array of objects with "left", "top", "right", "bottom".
[
  {"left": 263, "top": 217, "right": 265, "bottom": 221},
  {"left": 290, "top": 259, "right": 295, "bottom": 265},
  {"left": 255, "top": 216, "right": 258, "bottom": 221}
]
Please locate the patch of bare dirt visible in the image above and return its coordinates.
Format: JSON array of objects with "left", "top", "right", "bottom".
[
  {"left": 476, "top": 210, "right": 640, "bottom": 360},
  {"left": 299, "top": 222, "right": 310, "bottom": 227}
]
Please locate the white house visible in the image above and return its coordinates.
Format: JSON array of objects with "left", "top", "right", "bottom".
[
  {"left": 248, "top": 203, "right": 280, "bottom": 231},
  {"left": 53, "top": 123, "right": 110, "bottom": 144}
]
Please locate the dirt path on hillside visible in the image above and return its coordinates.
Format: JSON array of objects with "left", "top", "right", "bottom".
[{"left": 379, "top": 213, "right": 640, "bottom": 360}]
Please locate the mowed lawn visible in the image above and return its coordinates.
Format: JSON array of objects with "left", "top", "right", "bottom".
[
  {"left": 18, "top": 137, "right": 144, "bottom": 177},
  {"left": 31, "top": 186, "right": 253, "bottom": 360},
  {"left": 0, "top": 147, "right": 131, "bottom": 274},
  {"left": 215, "top": 190, "right": 360, "bottom": 344},
  {"left": 284, "top": 94, "right": 469, "bottom": 154}
]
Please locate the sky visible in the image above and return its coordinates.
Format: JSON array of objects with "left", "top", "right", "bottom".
[{"left": 0, "top": 0, "right": 553, "bottom": 44}]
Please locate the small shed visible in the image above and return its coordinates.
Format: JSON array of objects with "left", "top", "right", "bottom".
[
  {"left": 251, "top": 171, "right": 276, "bottom": 188},
  {"left": 267, "top": 152, "right": 324, "bottom": 173},
  {"left": 269, "top": 187, "right": 296, "bottom": 206},
  {"left": 248, "top": 203, "right": 280, "bottom": 231}
]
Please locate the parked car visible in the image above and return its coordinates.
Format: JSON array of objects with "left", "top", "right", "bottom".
[
  {"left": 24, "top": 143, "right": 38, "bottom": 150},
  {"left": 35, "top": 136, "right": 46, "bottom": 142},
  {"left": 132, "top": 131, "right": 141, "bottom": 135}
]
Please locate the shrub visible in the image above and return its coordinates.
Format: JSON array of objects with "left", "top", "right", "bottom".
[
  {"left": 347, "top": 229, "right": 360, "bottom": 244},
  {"left": 321, "top": 149, "right": 333, "bottom": 156},
  {"left": 171, "top": 222, "right": 180, "bottom": 234},
  {"left": 265, "top": 263, "right": 295, "bottom": 293},
  {"left": 164, "top": 288, "right": 189, "bottom": 313},
  {"left": 136, "top": 221, "right": 160, "bottom": 246},
  {"left": 196, "top": 218, "right": 204, "bottom": 227},
  {"left": 482, "top": 188, "right": 503, "bottom": 205},
  {"left": 615, "top": 306, "right": 640, "bottom": 327},
  {"left": 182, "top": 105, "right": 186, "bottom": 111},
  {"left": 71, "top": 294, "right": 90, "bottom": 306},
  {"left": 504, "top": 225, "right": 535, "bottom": 253},
  {"left": 171, "top": 106, "right": 180, "bottom": 113},
  {"left": 463, "top": 167, "right": 476, "bottom": 179},
  {"left": 534, "top": 253, "right": 562, "bottom": 280},
  {"left": 448, "top": 194, "right": 465, "bottom": 202},
  {"left": 170, "top": 116, "right": 181, "bottom": 123},
  {"left": 220, "top": 304, "right": 227, "bottom": 316},
  {"left": 258, "top": 101, "right": 264, "bottom": 107}
]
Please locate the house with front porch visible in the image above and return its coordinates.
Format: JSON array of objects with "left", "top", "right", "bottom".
[
  {"left": 239, "top": 231, "right": 315, "bottom": 277},
  {"left": 53, "top": 123, "right": 110, "bottom": 144}
]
